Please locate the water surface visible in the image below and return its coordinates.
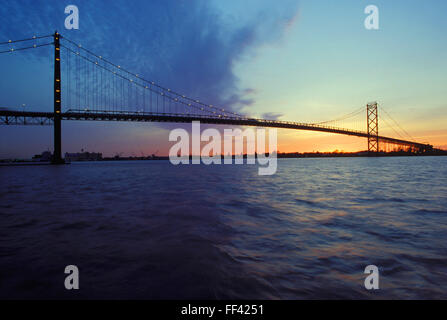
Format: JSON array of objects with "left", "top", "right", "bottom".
[{"left": 1, "top": 157, "right": 446, "bottom": 299}]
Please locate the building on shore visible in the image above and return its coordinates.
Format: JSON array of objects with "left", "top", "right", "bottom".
[
  {"left": 65, "top": 151, "right": 102, "bottom": 162},
  {"left": 32, "top": 151, "right": 52, "bottom": 162}
]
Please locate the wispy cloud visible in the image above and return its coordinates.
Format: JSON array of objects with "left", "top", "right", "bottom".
[
  {"left": 0, "top": 0, "right": 299, "bottom": 113},
  {"left": 262, "top": 112, "right": 284, "bottom": 120}
]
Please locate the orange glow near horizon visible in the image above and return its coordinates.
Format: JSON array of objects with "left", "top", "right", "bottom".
[{"left": 131, "top": 126, "right": 447, "bottom": 158}]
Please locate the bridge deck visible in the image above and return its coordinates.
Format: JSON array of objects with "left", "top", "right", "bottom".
[{"left": 0, "top": 109, "right": 432, "bottom": 150}]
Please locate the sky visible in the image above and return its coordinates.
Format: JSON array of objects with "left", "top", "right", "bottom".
[{"left": 0, "top": 0, "right": 446, "bottom": 158}]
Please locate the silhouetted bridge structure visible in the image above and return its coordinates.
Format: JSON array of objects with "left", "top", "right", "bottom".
[{"left": 0, "top": 32, "right": 433, "bottom": 163}]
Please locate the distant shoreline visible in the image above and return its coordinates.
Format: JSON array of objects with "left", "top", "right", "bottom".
[{"left": 1, "top": 150, "right": 446, "bottom": 165}]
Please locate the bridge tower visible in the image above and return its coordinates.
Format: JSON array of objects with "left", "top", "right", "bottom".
[
  {"left": 367, "top": 102, "right": 379, "bottom": 153},
  {"left": 52, "top": 31, "right": 64, "bottom": 164}
]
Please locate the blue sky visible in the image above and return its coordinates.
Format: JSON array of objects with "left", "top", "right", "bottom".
[{"left": 1, "top": 0, "right": 446, "bottom": 157}]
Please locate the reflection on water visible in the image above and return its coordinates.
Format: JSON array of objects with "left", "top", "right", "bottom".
[{"left": 0, "top": 157, "right": 447, "bottom": 299}]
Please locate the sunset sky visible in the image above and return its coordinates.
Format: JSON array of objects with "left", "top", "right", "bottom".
[{"left": 1, "top": 0, "right": 446, "bottom": 158}]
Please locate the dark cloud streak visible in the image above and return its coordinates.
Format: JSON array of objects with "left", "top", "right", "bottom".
[{"left": 262, "top": 112, "right": 284, "bottom": 121}]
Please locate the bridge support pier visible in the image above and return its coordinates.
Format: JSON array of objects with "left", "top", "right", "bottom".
[
  {"left": 52, "top": 31, "right": 64, "bottom": 164},
  {"left": 367, "top": 102, "right": 379, "bottom": 154}
]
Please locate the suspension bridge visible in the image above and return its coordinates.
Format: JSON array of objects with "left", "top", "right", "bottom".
[{"left": 0, "top": 32, "right": 433, "bottom": 164}]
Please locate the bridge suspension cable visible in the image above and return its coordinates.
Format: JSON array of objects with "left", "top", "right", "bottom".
[
  {"left": 0, "top": 42, "right": 54, "bottom": 54},
  {"left": 0, "top": 34, "right": 54, "bottom": 54},
  {"left": 378, "top": 114, "right": 406, "bottom": 140},
  {"left": 379, "top": 106, "right": 415, "bottom": 141},
  {"left": 60, "top": 36, "right": 245, "bottom": 119},
  {"left": 0, "top": 34, "right": 53, "bottom": 45},
  {"left": 314, "top": 106, "right": 364, "bottom": 125},
  {"left": 61, "top": 43, "right": 220, "bottom": 116}
]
